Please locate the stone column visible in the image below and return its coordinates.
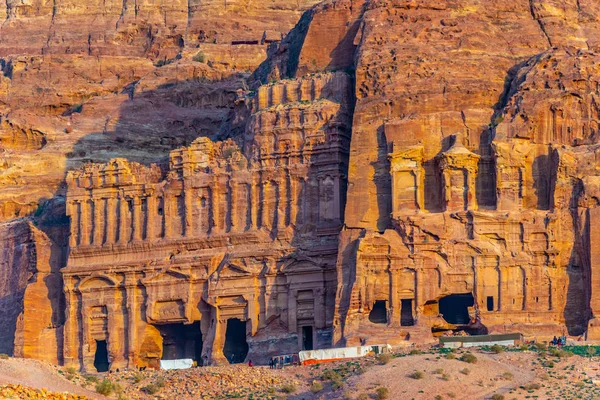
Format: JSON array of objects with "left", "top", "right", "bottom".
[
  {"left": 212, "top": 182, "right": 221, "bottom": 234},
  {"left": 132, "top": 197, "right": 142, "bottom": 241},
  {"left": 119, "top": 197, "right": 129, "bottom": 245},
  {"left": 106, "top": 197, "right": 118, "bottom": 244},
  {"left": 246, "top": 295, "right": 258, "bottom": 335},
  {"left": 229, "top": 182, "right": 237, "bottom": 233},
  {"left": 63, "top": 285, "right": 78, "bottom": 368},
  {"left": 261, "top": 181, "right": 270, "bottom": 229},
  {"left": 68, "top": 201, "right": 79, "bottom": 248},
  {"left": 184, "top": 186, "right": 193, "bottom": 237},
  {"left": 251, "top": 178, "right": 260, "bottom": 230},
  {"left": 390, "top": 269, "right": 400, "bottom": 326},
  {"left": 93, "top": 198, "right": 104, "bottom": 245},
  {"left": 290, "top": 177, "right": 299, "bottom": 226},
  {"left": 287, "top": 288, "right": 297, "bottom": 334},
  {"left": 125, "top": 274, "right": 137, "bottom": 366},
  {"left": 146, "top": 196, "right": 156, "bottom": 240},
  {"left": 164, "top": 194, "right": 173, "bottom": 238},
  {"left": 79, "top": 200, "right": 91, "bottom": 246},
  {"left": 314, "top": 288, "right": 326, "bottom": 329}
]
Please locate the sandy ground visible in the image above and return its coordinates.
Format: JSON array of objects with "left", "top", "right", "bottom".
[
  {"left": 4, "top": 347, "right": 600, "bottom": 399},
  {"left": 0, "top": 358, "right": 104, "bottom": 399}
]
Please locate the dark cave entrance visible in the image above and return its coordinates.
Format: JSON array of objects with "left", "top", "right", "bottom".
[
  {"left": 401, "top": 299, "right": 415, "bottom": 326},
  {"left": 439, "top": 293, "right": 474, "bottom": 325},
  {"left": 369, "top": 300, "right": 388, "bottom": 324},
  {"left": 94, "top": 340, "right": 110, "bottom": 373},
  {"left": 302, "top": 326, "right": 314, "bottom": 351},
  {"left": 157, "top": 321, "right": 203, "bottom": 361},
  {"left": 223, "top": 318, "right": 248, "bottom": 364}
]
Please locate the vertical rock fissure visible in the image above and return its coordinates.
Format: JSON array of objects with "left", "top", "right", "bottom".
[{"left": 529, "top": 0, "right": 553, "bottom": 48}]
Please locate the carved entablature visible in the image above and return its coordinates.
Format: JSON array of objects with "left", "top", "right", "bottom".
[
  {"left": 142, "top": 269, "right": 193, "bottom": 324},
  {"left": 388, "top": 144, "right": 425, "bottom": 215},
  {"left": 436, "top": 135, "right": 480, "bottom": 212}
]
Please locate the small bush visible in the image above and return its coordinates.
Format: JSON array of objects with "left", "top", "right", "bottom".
[
  {"left": 491, "top": 344, "right": 504, "bottom": 354},
  {"left": 575, "top": 381, "right": 585, "bottom": 388},
  {"left": 434, "top": 396, "right": 443, "bottom": 400},
  {"left": 409, "top": 370, "right": 424, "bottom": 379},
  {"left": 193, "top": 52, "right": 206, "bottom": 63},
  {"left": 0, "top": 354, "right": 9, "bottom": 360},
  {"left": 460, "top": 368, "right": 471, "bottom": 375},
  {"left": 549, "top": 348, "right": 573, "bottom": 358},
  {"left": 501, "top": 372, "right": 513, "bottom": 380},
  {"left": 491, "top": 394, "right": 504, "bottom": 400},
  {"left": 446, "top": 353, "right": 456, "bottom": 360},
  {"left": 524, "top": 383, "right": 541, "bottom": 391},
  {"left": 310, "top": 381, "right": 323, "bottom": 393},
  {"left": 358, "top": 394, "right": 369, "bottom": 400},
  {"left": 280, "top": 383, "right": 296, "bottom": 393},
  {"left": 155, "top": 377, "right": 166, "bottom": 388},
  {"left": 96, "top": 379, "right": 115, "bottom": 396},
  {"left": 433, "top": 368, "right": 444, "bottom": 374},
  {"left": 85, "top": 375, "right": 99, "bottom": 384},
  {"left": 377, "top": 353, "right": 393, "bottom": 365},
  {"left": 448, "top": 393, "right": 456, "bottom": 398},
  {"left": 441, "top": 373, "right": 450, "bottom": 381},
  {"left": 460, "top": 353, "right": 478, "bottom": 364},
  {"left": 132, "top": 373, "right": 143, "bottom": 383},
  {"left": 534, "top": 342, "right": 547, "bottom": 351},
  {"left": 143, "top": 384, "right": 159, "bottom": 395},
  {"left": 322, "top": 369, "right": 341, "bottom": 381},
  {"left": 409, "top": 349, "right": 423, "bottom": 355},
  {"left": 587, "top": 346, "right": 597, "bottom": 356},
  {"left": 376, "top": 387, "right": 389, "bottom": 400}
]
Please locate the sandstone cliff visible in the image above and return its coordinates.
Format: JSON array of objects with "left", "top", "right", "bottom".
[{"left": 4, "top": 0, "right": 600, "bottom": 368}]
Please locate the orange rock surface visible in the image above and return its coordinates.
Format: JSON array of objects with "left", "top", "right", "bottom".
[{"left": 2, "top": 0, "right": 600, "bottom": 371}]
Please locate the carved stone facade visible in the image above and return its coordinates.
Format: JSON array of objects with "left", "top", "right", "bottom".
[
  {"left": 63, "top": 73, "right": 352, "bottom": 369},
  {"left": 58, "top": 0, "right": 600, "bottom": 372}
]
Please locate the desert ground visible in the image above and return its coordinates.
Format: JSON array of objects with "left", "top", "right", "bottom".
[{"left": 2, "top": 344, "right": 600, "bottom": 399}]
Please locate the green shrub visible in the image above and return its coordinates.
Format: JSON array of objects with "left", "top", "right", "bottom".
[
  {"left": 409, "top": 370, "right": 424, "bottom": 379},
  {"left": 132, "top": 373, "right": 143, "bottom": 383},
  {"left": 433, "top": 368, "right": 444, "bottom": 374},
  {"left": 459, "top": 368, "right": 470, "bottom": 375},
  {"left": 358, "top": 394, "right": 369, "bottom": 400},
  {"left": 193, "top": 52, "right": 206, "bottom": 63},
  {"left": 491, "top": 394, "right": 504, "bottom": 400},
  {"left": 491, "top": 344, "right": 504, "bottom": 354},
  {"left": 85, "top": 375, "right": 99, "bottom": 384},
  {"left": 96, "top": 379, "right": 115, "bottom": 396},
  {"left": 441, "top": 373, "right": 450, "bottom": 381},
  {"left": 460, "top": 353, "right": 478, "bottom": 364},
  {"left": 155, "top": 377, "right": 166, "bottom": 388},
  {"left": 322, "top": 369, "right": 341, "bottom": 381},
  {"left": 143, "top": 384, "right": 159, "bottom": 395},
  {"left": 280, "top": 383, "right": 296, "bottom": 393},
  {"left": 377, "top": 353, "right": 393, "bottom": 365},
  {"left": 409, "top": 349, "right": 423, "bottom": 355},
  {"left": 0, "top": 354, "right": 8, "bottom": 360},
  {"left": 310, "top": 381, "right": 323, "bottom": 393},
  {"left": 501, "top": 372, "right": 513, "bottom": 380},
  {"left": 549, "top": 348, "right": 573, "bottom": 358},
  {"left": 524, "top": 383, "right": 541, "bottom": 391},
  {"left": 446, "top": 353, "right": 457, "bottom": 360},
  {"left": 376, "top": 387, "right": 389, "bottom": 400},
  {"left": 448, "top": 393, "right": 456, "bottom": 398}
]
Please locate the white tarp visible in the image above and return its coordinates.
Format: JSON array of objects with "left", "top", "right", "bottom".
[
  {"left": 299, "top": 344, "right": 391, "bottom": 363},
  {"left": 160, "top": 359, "right": 194, "bottom": 370}
]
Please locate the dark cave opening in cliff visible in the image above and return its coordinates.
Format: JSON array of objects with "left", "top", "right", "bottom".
[
  {"left": 439, "top": 293, "right": 474, "bottom": 325},
  {"left": 401, "top": 299, "right": 415, "bottom": 326},
  {"left": 94, "top": 340, "right": 109, "bottom": 373},
  {"left": 369, "top": 300, "right": 388, "bottom": 324},
  {"left": 223, "top": 318, "right": 248, "bottom": 364},
  {"left": 157, "top": 322, "right": 203, "bottom": 362}
]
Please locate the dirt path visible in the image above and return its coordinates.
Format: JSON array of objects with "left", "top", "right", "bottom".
[{"left": 0, "top": 358, "right": 104, "bottom": 399}]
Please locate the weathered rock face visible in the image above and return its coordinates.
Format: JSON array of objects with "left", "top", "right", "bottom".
[{"left": 7, "top": 0, "right": 600, "bottom": 370}]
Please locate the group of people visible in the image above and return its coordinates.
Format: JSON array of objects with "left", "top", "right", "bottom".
[{"left": 551, "top": 335, "right": 567, "bottom": 346}]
